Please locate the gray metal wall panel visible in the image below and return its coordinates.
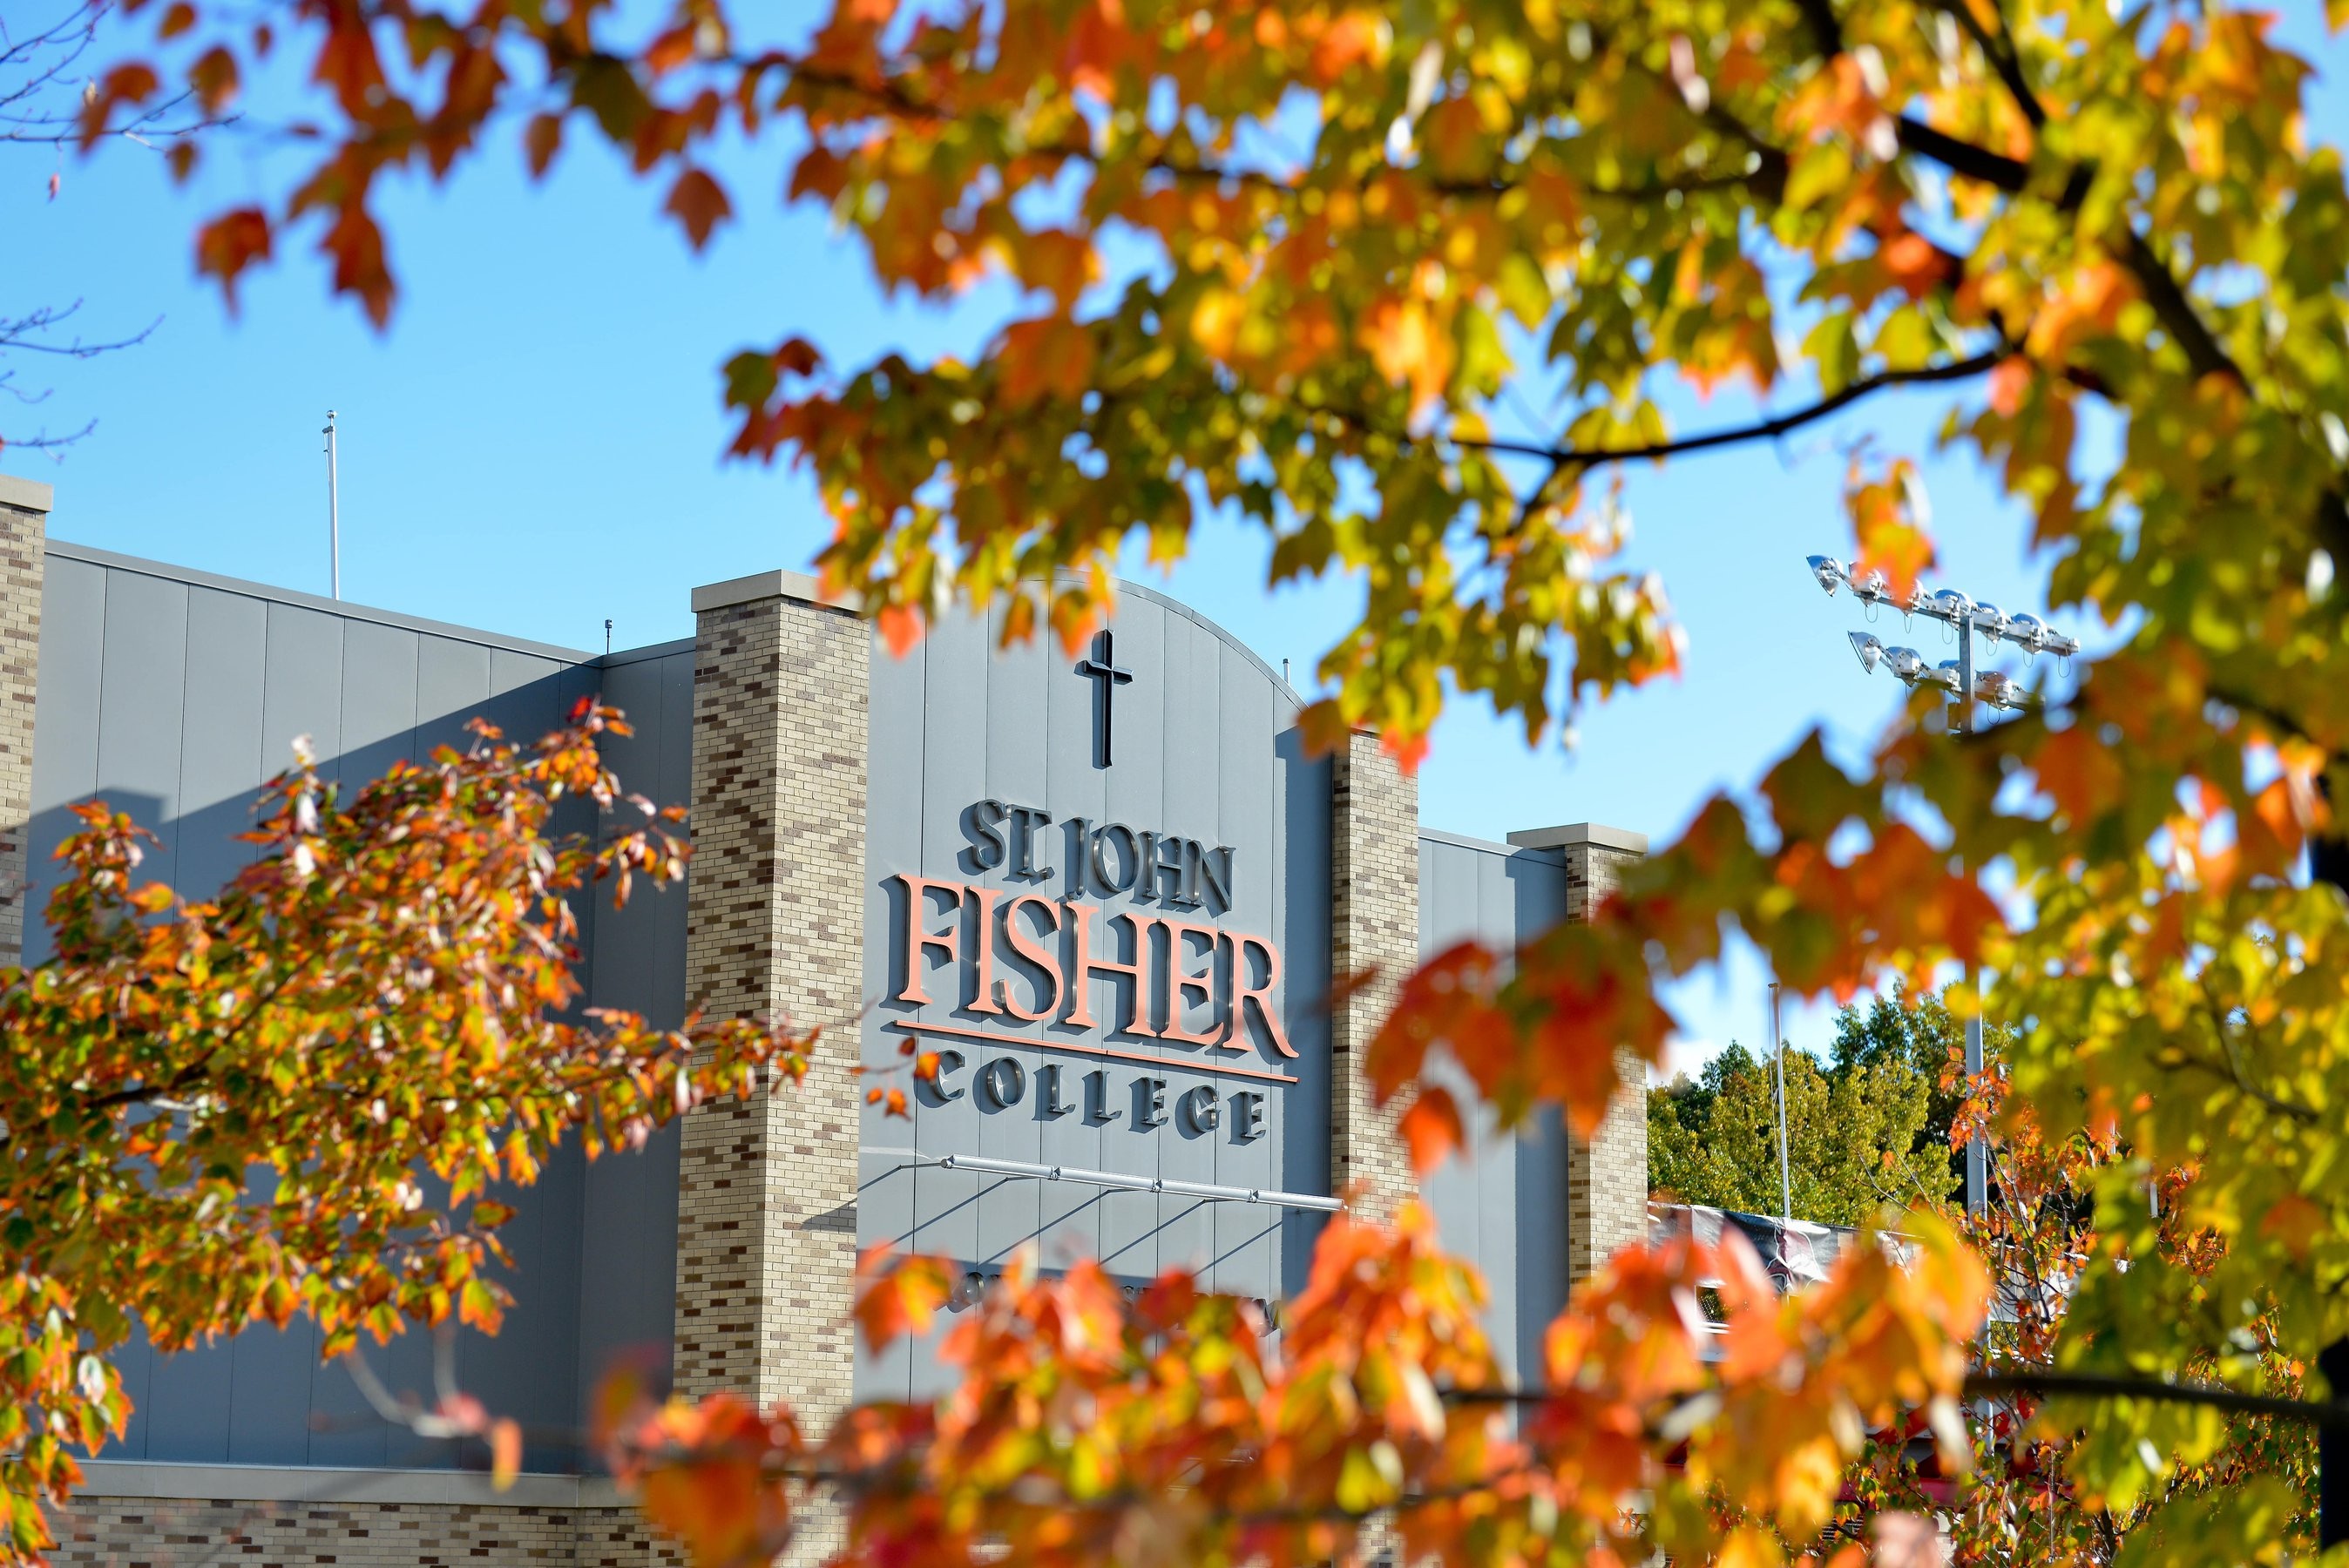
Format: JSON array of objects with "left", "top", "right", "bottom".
[
  {"left": 972, "top": 601, "right": 1046, "bottom": 1277},
  {"left": 260, "top": 602, "right": 345, "bottom": 787},
  {"left": 1411, "top": 835, "right": 1574, "bottom": 1381},
  {"left": 173, "top": 587, "right": 268, "bottom": 902},
  {"left": 909, "top": 610, "right": 989, "bottom": 1281},
  {"left": 1276, "top": 729, "right": 1332, "bottom": 1289},
  {"left": 856, "top": 627, "right": 928, "bottom": 1403},
  {"left": 110, "top": 1327, "right": 155, "bottom": 1460},
  {"left": 93, "top": 571, "right": 189, "bottom": 885},
  {"left": 1034, "top": 616, "right": 1108, "bottom": 1281},
  {"left": 1211, "top": 643, "right": 1282, "bottom": 1300},
  {"left": 1152, "top": 609, "right": 1217, "bottom": 1276},
  {"left": 414, "top": 637, "right": 492, "bottom": 760},
  {"left": 225, "top": 1321, "right": 320, "bottom": 1466},
  {"left": 335, "top": 620, "right": 420, "bottom": 789},
  {"left": 1504, "top": 856, "right": 1572, "bottom": 1380},
  {"left": 139, "top": 1315, "right": 235, "bottom": 1464},
  {"left": 27, "top": 556, "right": 107, "bottom": 965},
  {"left": 1092, "top": 599, "right": 1164, "bottom": 1283},
  {"left": 572, "top": 646, "right": 689, "bottom": 1435}
]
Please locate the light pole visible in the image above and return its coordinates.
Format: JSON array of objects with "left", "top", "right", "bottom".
[
  {"left": 1802, "top": 555, "right": 2077, "bottom": 1217},
  {"left": 1769, "top": 982, "right": 1791, "bottom": 1223}
]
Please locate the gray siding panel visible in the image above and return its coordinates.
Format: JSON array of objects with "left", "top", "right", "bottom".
[
  {"left": 414, "top": 636, "right": 493, "bottom": 759},
  {"left": 910, "top": 611, "right": 989, "bottom": 1280},
  {"left": 337, "top": 619, "right": 420, "bottom": 786},
  {"left": 174, "top": 587, "right": 268, "bottom": 900},
  {"left": 27, "top": 554, "right": 106, "bottom": 965},
  {"left": 972, "top": 601, "right": 1046, "bottom": 1278},
  {"left": 225, "top": 1321, "right": 320, "bottom": 1466},
  {"left": 1094, "top": 599, "right": 1164, "bottom": 1284},
  {"left": 856, "top": 626, "right": 928, "bottom": 1404},
  {"left": 261, "top": 602, "right": 345, "bottom": 785},
  {"left": 1413, "top": 833, "right": 1574, "bottom": 1381},
  {"left": 92, "top": 571, "right": 189, "bottom": 882}
]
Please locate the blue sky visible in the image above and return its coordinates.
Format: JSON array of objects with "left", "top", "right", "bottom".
[{"left": 10, "top": 10, "right": 2347, "bottom": 1078}]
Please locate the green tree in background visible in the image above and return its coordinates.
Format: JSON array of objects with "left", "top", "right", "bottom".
[{"left": 1650, "top": 985, "right": 2000, "bottom": 1225}]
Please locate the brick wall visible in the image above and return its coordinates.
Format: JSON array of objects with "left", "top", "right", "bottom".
[
  {"left": 1560, "top": 838, "right": 1649, "bottom": 1282},
  {"left": 0, "top": 476, "right": 46, "bottom": 967},
  {"left": 49, "top": 1497, "right": 654, "bottom": 1568},
  {"left": 1328, "top": 730, "right": 1418, "bottom": 1224},
  {"left": 676, "top": 577, "right": 869, "bottom": 1564}
]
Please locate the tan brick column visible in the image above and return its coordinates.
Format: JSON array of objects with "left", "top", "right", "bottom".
[
  {"left": 1508, "top": 823, "right": 1650, "bottom": 1282},
  {"left": 1329, "top": 730, "right": 1418, "bottom": 1223},
  {"left": 0, "top": 476, "right": 47, "bottom": 968},
  {"left": 676, "top": 571, "right": 867, "bottom": 1561}
]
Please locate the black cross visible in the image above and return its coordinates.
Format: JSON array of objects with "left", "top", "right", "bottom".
[{"left": 1075, "top": 630, "right": 1134, "bottom": 768}]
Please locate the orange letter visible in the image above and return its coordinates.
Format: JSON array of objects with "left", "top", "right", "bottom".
[
  {"left": 890, "top": 874, "right": 968, "bottom": 1005},
  {"left": 1060, "top": 902, "right": 1161, "bottom": 1037},
  {"left": 965, "top": 887, "right": 1005, "bottom": 1016},
  {"left": 998, "top": 894, "right": 1063, "bottom": 1022},
  {"left": 1158, "top": 917, "right": 1226, "bottom": 1048},
  {"left": 1229, "top": 931, "right": 1296, "bottom": 1058}
]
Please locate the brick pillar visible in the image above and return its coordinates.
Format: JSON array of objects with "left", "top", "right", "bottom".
[
  {"left": 676, "top": 571, "right": 867, "bottom": 1562},
  {"left": 0, "top": 476, "right": 46, "bottom": 968},
  {"left": 1508, "top": 822, "right": 1649, "bottom": 1283},
  {"left": 1329, "top": 730, "right": 1418, "bottom": 1223}
]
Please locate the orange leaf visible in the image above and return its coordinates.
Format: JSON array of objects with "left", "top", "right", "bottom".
[
  {"left": 853, "top": 1252, "right": 951, "bottom": 1351},
  {"left": 489, "top": 1417, "right": 522, "bottom": 1490},
  {"left": 1398, "top": 1086, "right": 1466, "bottom": 1173},
  {"left": 1846, "top": 456, "right": 1934, "bottom": 599}
]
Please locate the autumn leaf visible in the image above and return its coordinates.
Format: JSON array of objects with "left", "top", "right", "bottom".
[
  {"left": 853, "top": 1252, "right": 951, "bottom": 1352},
  {"left": 1398, "top": 1085, "right": 1465, "bottom": 1173},
  {"left": 664, "top": 168, "right": 733, "bottom": 251},
  {"left": 1845, "top": 456, "right": 1934, "bottom": 600},
  {"left": 490, "top": 1417, "right": 522, "bottom": 1490}
]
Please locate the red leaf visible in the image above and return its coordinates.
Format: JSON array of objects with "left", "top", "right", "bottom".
[
  {"left": 196, "top": 207, "right": 274, "bottom": 313},
  {"left": 525, "top": 112, "right": 564, "bottom": 179},
  {"left": 664, "top": 167, "right": 733, "bottom": 251}
]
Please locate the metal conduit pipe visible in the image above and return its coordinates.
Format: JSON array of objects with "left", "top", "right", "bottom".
[{"left": 924, "top": 1152, "right": 1345, "bottom": 1213}]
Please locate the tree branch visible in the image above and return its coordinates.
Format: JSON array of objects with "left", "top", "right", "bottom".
[
  {"left": 1926, "top": 0, "right": 2047, "bottom": 130},
  {"left": 1350, "top": 345, "right": 2014, "bottom": 475},
  {"left": 1894, "top": 116, "right": 2028, "bottom": 193},
  {"left": 2115, "top": 228, "right": 2244, "bottom": 386},
  {"left": 1445, "top": 1373, "right": 2345, "bottom": 1427},
  {"left": 1967, "top": 1370, "right": 2345, "bottom": 1426}
]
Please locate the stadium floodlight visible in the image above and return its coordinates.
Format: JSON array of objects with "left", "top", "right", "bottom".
[
  {"left": 1975, "top": 670, "right": 2032, "bottom": 711},
  {"left": 1803, "top": 551, "right": 2083, "bottom": 1222}
]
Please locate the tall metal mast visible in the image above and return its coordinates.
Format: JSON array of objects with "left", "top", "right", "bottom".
[
  {"left": 323, "top": 410, "right": 341, "bottom": 600},
  {"left": 1804, "top": 554, "right": 2078, "bottom": 1216}
]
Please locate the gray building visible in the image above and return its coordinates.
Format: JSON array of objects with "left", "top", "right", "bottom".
[{"left": 0, "top": 476, "right": 1648, "bottom": 1568}]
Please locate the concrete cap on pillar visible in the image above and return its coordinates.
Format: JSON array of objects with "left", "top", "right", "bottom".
[
  {"left": 1505, "top": 821, "right": 1648, "bottom": 855},
  {"left": 0, "top": 474, "right": 55, "bottom": 515},
  {"left": 691, "top": 567, "right": 863, "bottom": 612}
]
